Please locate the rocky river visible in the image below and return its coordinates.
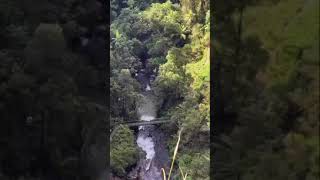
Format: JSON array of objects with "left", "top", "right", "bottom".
[{"left": 127, "top": 69, "right": 170, "bottom": 180}]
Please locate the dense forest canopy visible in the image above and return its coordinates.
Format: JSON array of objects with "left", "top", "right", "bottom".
[
  {"left": 214, "top": 0, "right": 319, "bottom": 179},
  {"left": 0, "top": 0, "right": 107, "bottom": 179},
  {"left": 110, "top": 0, "right": 210, "bottom": 179}
]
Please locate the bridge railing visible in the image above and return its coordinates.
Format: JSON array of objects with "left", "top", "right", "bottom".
[
  {"left": 110, "top": 118, "right": 171, "bottom": 141},
  {"left": 110, "top": 117, "right": 168, "bottom": 128}
]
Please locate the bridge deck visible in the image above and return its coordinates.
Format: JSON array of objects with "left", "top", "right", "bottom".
[
  {"left": 110, "top": 119, "right": 171, "bottom": 141},
  {"left": 113, "top": 119, "right": 169, "bottom": 127},
  {"left": 111, "top": 118, "right": 168, "bottom": 128}
]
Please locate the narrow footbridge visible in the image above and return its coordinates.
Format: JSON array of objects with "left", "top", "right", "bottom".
[
  {"left": 111, "top": 118, "right": 170, "bottom": 128},
  {"left": 109, "top": 119, "right": 232, "bottom": 149},
  {"left": 110, "top": 118, "right": 171, "bottom": 141}
]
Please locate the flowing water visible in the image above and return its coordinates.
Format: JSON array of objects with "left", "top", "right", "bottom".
[
  {"left": 135, "top": 86, "right": 162, "bottom": 180},
  {"left": 127, "top": 70, "right": 170, "bottom": 180}
]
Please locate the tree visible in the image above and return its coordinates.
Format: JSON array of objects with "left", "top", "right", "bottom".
[{"left": 110, "top": 125, "right": 139, "bottom": 176}]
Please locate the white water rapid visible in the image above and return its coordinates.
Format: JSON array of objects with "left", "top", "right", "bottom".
[
  {"left": 146, "top": 84, "right": 151, "bottom": 91},
  {"left": 135, "top": 87, "right": 162, "bottom": 180}
]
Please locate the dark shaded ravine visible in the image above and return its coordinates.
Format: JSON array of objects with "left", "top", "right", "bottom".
[{"left": 128, "top": 65, "right": 170, "bottom": 180}]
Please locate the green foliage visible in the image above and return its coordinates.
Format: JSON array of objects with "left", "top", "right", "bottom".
[
  {"left": 154, "top": 48, "right": 192, "bottom": 101},
  {"left": 214, "top": 0, "right": 319, "bottom": 180},
  {"left": 186, "top": 46, "right": 210, "bottom": 90},
  {"left": 127, "top": 0, "right": 157, "bottom": 10},
  {"left": 180, "top": 0, "right": 210, "bottom": 25},
  {"left": 110, "top": 69, "right": 141, "bottom": 122},
  {"left": 178, "top": 152, "right": 210, "bottom": 180},
  {"left": 110, "top": 125, "right": 139, "bottom": 176},
  {"left": 111, "top": 0, "right": 129, "bottom": 18},
  {"left": 243, "top": 0, "right": 320, "bottom": 92},
  {"left": 0, "top": 1, "right": 107, "bottom": 178},
  {"left": 142, "top": 1, "right": 184, "bottom": 44},
  {"left": 110, "top": 36, "right": 142, "bottom": 71},
  {"left": 152, "top": 2, "right": 210, "bottom": 179},
  {"left": 142, "top": 1, "right": 182, "bottom": 32}
]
